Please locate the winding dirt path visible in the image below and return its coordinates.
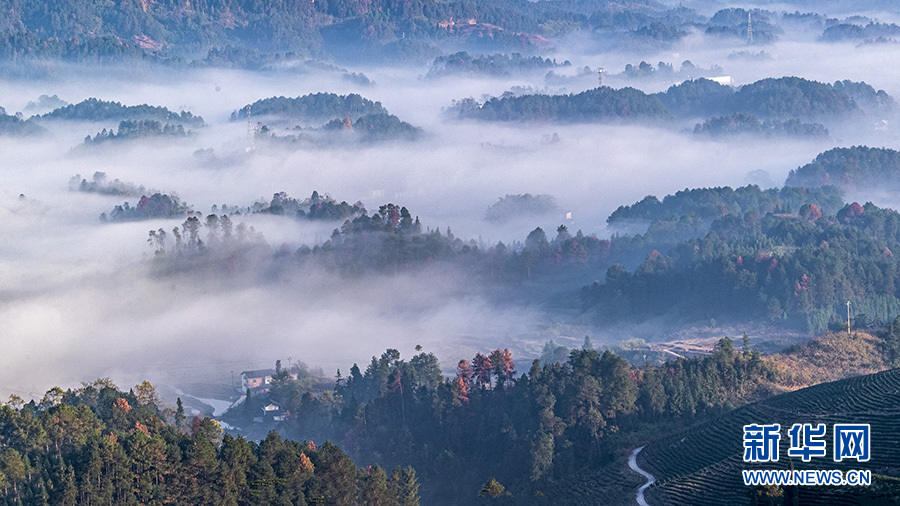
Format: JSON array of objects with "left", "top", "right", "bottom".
[{"left": 628, "top": 446, "right": 656, "bottom": 506}]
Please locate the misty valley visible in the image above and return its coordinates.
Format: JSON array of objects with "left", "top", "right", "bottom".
[{"left": 5, "top": 0, "right": 900, "bottom": 504}]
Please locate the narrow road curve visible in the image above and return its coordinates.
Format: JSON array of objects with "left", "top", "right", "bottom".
[{"left": 628, "top": 446, "right": 656, "bottom": 506}]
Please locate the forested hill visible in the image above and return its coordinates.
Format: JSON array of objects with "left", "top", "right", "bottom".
[
  {"left": 40, "top": 98, "right": 205, "bottom": 126},
  {"left": 0, "top": 3, "right": 868, "bottom": 63},
  {"left": 236, "top": 327, "right": 899, "bottom": 504},
  {"left": 0, "top": 380, "right": 420, "bottom": 505},
  {"left": 786, "top": 146, "right": 900, "bottom": 191},
  {"left": 140, "top": 179, "right": 900, "bottom": 334},
  {"left": 232, "top": 93, "right": 388, "bottom": 123},
  {"left": 453, "top": 77, "right": 892, "bottom": 124},
  {"left": 453, "top": 86, "right": 672, "bottom": 122}
]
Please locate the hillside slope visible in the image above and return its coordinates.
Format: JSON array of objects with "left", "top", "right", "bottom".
[{"left": 639, "top": 367, "right": 900, "bottom": 505}]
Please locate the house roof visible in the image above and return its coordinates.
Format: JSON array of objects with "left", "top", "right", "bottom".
[{"left": 241, "top": 369, "right": 276, "bottom": 378}]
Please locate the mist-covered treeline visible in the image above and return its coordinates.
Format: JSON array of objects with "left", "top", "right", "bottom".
[
  {"left": 84, "top": 120, "right": 190, "bottom": 145},
  {"left": 453, "top": 77, "right": 893, "bottom": 124},
  {"left": 0, "top": 380, "right": 420, "bottom": 505},
  {"left": 786, "top": 145, "right": 900, "bottom": 191},
  {"left": 426, "top": 51, "right": 566, "bottom": 79},
  {"left": 231, "top": 93, "right": 387, "bottom": 124},
  {"left": 0, "top": 112, "right": 44, "bottom": 135},
  {"left": 39, "top": 98, "right": 204, "bottom": 126},
  {"left": 584, "top": 199, "right": 900, "bottom": 332},
  {"left": 139, "top": 179, "right": 900, "bottom": 334},
  {"left": 692, "top": 113, "right": 829, "bottom": 138}
]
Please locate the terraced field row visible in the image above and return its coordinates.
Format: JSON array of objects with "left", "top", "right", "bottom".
[
  {"left": 548, "top": 451, "right": 645, "bottom": 506},
  {"left": 639, "top": 368, "right": 900, "bottom": 504}
]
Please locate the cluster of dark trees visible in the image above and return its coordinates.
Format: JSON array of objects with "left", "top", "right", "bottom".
[
  {"left": 692, "top": 112, "right": 828, "bottom": 138},
  {"left": 232, "top": 93, "right": 387, "bottom": 123},
  {"left": 139, "top": 176, "right": 900, "bottom": 336},
  {"left": 248, "top": 191, "right": 367, "bottom": 222},
  {"left": 0, "top": 379, "right": 419, "bottom": 505},
  {"left": 584, "top": 198, "right": 900, "bottom": 333},
  {"left": 607, "top": 185, "right": 844, "bottom": 229},
  {"left": 452, "top": 86, "right": 672, "bottom": 122},
  {"left": 202, "top": 46, "right": 306, "bottom": 70},
  {"left": 785, "top": 146, "right": 900, "bottom": 191},
  {"left": 619, "top": 59, "right": 724, "bottom": 81},
  {"left": 145, "top": 214, "right": 267, "bottom": 258},
  {"left": 199, "top": 51, "right": 373, "bottom": 83},
  {"left": 140, "top": 179, "right": 900, "bottom": 334},
  {"left": 24, "top": 95, "right": 68, "bottom": 112},
  {"left": 0, "top": 113, "right": 45, "bottom": 136},
  {"left": 69, "top": 172, "right": 148, "bottom": 197},
  {"left": 321, "top": 114, "right": 423, "bottom": 142},
  {"left": 821, "top": 21, "right": 900, "bottom": 42},
  {"left": 102, "top": 193, "right": 191, "bottom": 222},
  {"left": 658, "top": 77, "right": 891, "bottom": 119},
  {"left": 84, "top": 120, "right": 188, "bottom": 144},
  {"left": 426, "top": 51, "right": 566, "bottom": 79},
  {"left": 252, "top": 336, "right": 787, "bottom": 502},
  {"left": 40, "top": 98, "right": 204, "bottom": 126},
  {"left": 485, "top": 194, "right": 558, "bottom": 223},
  {"left": 452, "top": 77, "right": 891, "bottom": 124}
]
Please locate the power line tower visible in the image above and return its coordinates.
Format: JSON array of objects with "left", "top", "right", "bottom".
[
  {"left": 246, "top": 105, "right": 256, "bottom": 152},
  {"left": 747, "top": 11, "right": 753, "bottom": 44},
  {"left": 847, "top": 300, "right": 852, "bottom": 337}
]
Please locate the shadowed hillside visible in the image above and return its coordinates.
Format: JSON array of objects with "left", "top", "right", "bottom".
[{"left": 639, "top": 366, "right": 900, "bottom": 505}]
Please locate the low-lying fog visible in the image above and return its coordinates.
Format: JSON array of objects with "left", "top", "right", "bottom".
[{"left": 3, "top": 26, "right": 900, "bottom": 399}]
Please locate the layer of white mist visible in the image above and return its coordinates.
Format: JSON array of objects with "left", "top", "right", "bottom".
[{"left": 3, "top": 20, "right": 900, "bottom": 399}]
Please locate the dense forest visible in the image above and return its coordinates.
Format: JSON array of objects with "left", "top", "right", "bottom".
[
  {"left": 0, "top": 380, "right": 420, "bottom": 505},
  {"left": 7, "top": 328, "right": 892, "bottom": 504},
  {"left": 785, "top": 146, "right": 900, "bottom": 191},
  {"left": 484, "top": 194, "right": 558, "bottom": 223},
  {"left": 232, "top": 93, "right": 388, "bottom": 124},
  {"left": 321, "top": 114, "right": 423, "bottom": 142},
  {"left": 0, "top": 112, "right": 45, "bottom": 136},
  {"left": 692, "top": 112, "right": 829, "bottom": 138},
  {"left": 39, "top": 98, "right": 204, "bottom": 127},
  {"left": 228, "top": 324, "right": 899, "bottom": 503},
  {"left": 134, "top": 178, "right": 900, "bottom": 334},
  {"left": 426, "top": 51, "right": 566, "bottom": 79},
  {"left": 451, "top": 86, "right": 672, "bottom": 122},
  {"left": 584, "top": 198, "right": 900, "bottom": 332},
  {"left": 239, "top": 191, "right": 368, "bottom": 222},
  {"left": 84, "top": 120, "right": 190, "bottom": 145},
  {"left": 618, "top": 59, "right": 725, "bottom": 82},
  {"left": 70, "top": 172, "right": 150, "bottom": 197},
  {"left": 0, "top": 2, "right": 869, "bottom": 63},
  {"left": 452, "top": 77, "right": 892, "bottom": 124},
  {"left": 102, "top": 193, "right": 192, "bottom": 222}
]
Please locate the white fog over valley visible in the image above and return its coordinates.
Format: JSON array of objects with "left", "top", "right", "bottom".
[{"left": 3, "top": 8, "right": 900, "bottom": 403}]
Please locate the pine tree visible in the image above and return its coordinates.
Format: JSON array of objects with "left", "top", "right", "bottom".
[
  {"left": 479, "top": 478, "right": 505, "bottom": 497},
  {"left": 390, "top": 466, "right": 419, "bottom": 506},
  {"left": 360, "top": 465, "right": 394, "bottom": 506},
  {"left": 175, "top": 398, "right": 186, "bottom": 429}
]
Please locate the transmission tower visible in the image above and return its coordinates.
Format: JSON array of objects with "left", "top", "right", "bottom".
[
  {"left": 747, "top": 11, "right": 753, "bottom": 44},
  {"left": 847, "top": 300, "right": 852, "bottom": 337},
  {"left": 597, "top": 67, "right": 605, "bottom": 88},
  {"left": 246, "top": 105, "right": 256, "bottom": 152}
]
